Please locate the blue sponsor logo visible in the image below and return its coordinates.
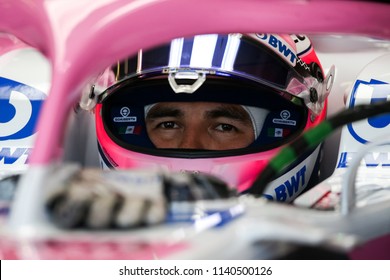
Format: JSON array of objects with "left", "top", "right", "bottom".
[
  {"left": 0, "top": 77, "right": 46, "bottom": 141},
  {"left": 337, "top": 152, "right": 390, "bottom": 168},
  {"left": 263, "top": 165, "right": 306, "bottom": 201},
  {"left": 256, "top": 34, "right": 297, "bottom": 64},
  {"left": 347, "top": 79, "right": 390, "bottom": 144},
  {"left": 0, "top": 147, "right": 32, "bottom": 164}
]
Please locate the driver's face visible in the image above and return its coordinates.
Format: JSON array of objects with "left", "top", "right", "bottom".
[{"left": 145, "top": 102, "right": 255, "bottom": 150}]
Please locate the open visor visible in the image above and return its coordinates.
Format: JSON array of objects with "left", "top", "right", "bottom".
[{"left": 99, "top": 75, "right": 308, "bottom": 158}]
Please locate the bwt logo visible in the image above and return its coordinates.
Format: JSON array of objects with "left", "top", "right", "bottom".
[
  {"left": 263, "top": 165, "right": 307, "bottom": 202},
  {"left": 347, "top": 79, "right": 390, "bottom": 144},
  {"left": 337, "top": 151, "right": 390, "bottom": 168},
  {"left": 0, "top": 147, "right": 32, "bottom": 164},
  {"left": 255, "top": 34, "right": 297, "bottom": 65},
  {"left": 0, "top": 77, "right": 46, "bottom": 140}
]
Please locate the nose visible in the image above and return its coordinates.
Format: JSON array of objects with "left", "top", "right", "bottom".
[{"left": 178, "top": 129, "right": 208, "bottom": 149}]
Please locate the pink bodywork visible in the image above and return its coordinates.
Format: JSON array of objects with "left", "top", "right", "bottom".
[{"left": 0, "top": 0, "right": 390, "bottom": 260}]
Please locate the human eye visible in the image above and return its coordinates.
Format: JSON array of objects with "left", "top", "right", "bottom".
[
  {"left": 156, "top": 121, "right": 179, "bottom": 129},
  {"left": 214, "top": 123, "right": 236, "bottom": 132}
]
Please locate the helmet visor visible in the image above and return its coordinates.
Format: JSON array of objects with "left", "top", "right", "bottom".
[
  {"left": 114, "top": 34, "right": 310, "bottom": 91},
  {"left": 100, "top": 75, "right": 308, "bottom": 158}
]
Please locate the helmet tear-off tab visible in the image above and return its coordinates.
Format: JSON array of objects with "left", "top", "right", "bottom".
[{"left": 165, "top": 68, "right": 214, "bottom": 94}]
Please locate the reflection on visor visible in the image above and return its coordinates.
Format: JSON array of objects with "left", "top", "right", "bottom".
[{"left": 101, "top": 77, "right": 308, "bottom": 158}]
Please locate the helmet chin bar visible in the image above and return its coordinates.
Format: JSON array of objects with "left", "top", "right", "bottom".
[{"left": 166, "top": 68, "right": 211, "bottom": 94}]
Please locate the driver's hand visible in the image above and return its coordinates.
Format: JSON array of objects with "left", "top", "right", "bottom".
[
  {"left": 45, "top": 167, "right": 234, "bottom": 229},
  {"left": 45, "top": 168, "right": 167, "bottom": 229}
]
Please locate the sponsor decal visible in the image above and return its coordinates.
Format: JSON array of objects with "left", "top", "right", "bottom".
[
  {"left": 263, "top": 165, "right": 307, "bottom": 202},
  {"left": 113, "top": 107, "right": 137, "bottom": 122},
  {"left": 263, "top": 146, "right": 320, "bottom": 202},
  {"left": 255, "top": 34, "right": 297, "bottom": 66},
  {"left": 0, "top": 147, "right": 32, "bottom": 165},
  {"left": 272, "top": 110, "right": 297, "bottom": 126},
  {"left": 0, "top": 77, "right": 46, "bottom": 140},
  {"left": 337, "top": 152, "right": 390, "bottom": 168},
  {"left": 347, "top": 79, "right": 390, "bottom": 144}
]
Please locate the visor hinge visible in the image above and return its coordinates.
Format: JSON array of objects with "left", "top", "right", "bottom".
[
  {"left": 309, "top": 88, "right": 318, "bottom": 103},
  {"left": 303, "top": 65, "right": 335, "bottom": 116}
]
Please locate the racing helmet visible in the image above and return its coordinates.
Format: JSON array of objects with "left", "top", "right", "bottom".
[{"left": 93, "top": 33, "right": 334, "bottom": 202}]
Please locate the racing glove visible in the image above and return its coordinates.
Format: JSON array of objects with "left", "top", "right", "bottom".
[{"left": 45, "top": 166, "right": 234, "bottom": 229}]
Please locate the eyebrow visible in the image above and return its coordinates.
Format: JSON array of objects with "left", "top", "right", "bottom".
[
  {"left": 146, "top": 104, "right": 251, "bottom": 123},
  {"left": 205, "top": 105, "right": 251, "bottom": 123},
  {"left": 146, "top": 107, "right": 184, "bottom": 119}
]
